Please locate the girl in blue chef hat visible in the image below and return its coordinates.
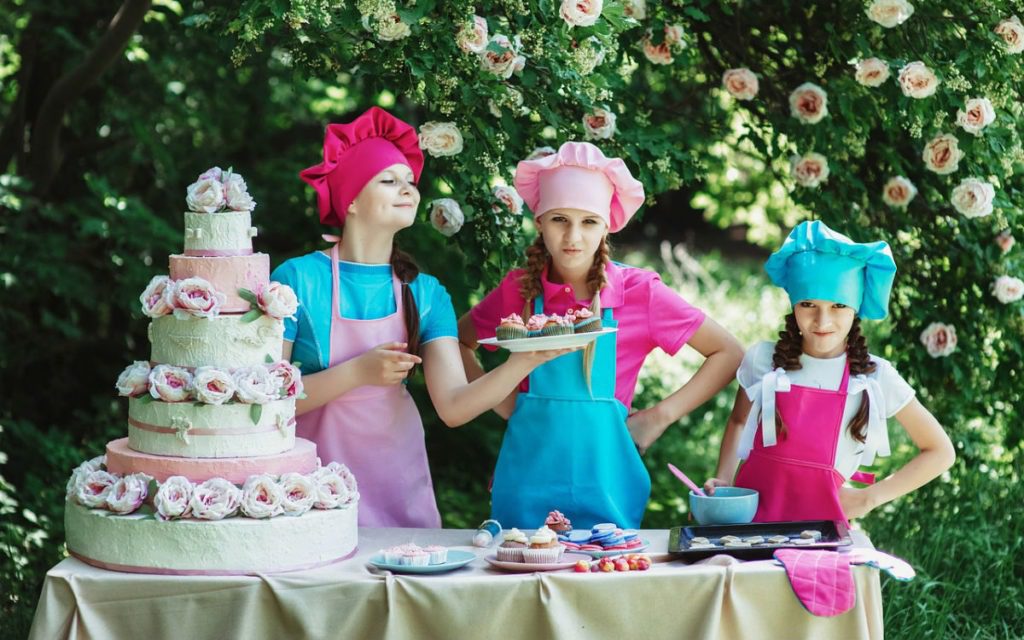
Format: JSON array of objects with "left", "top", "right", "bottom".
[{"left": 704, "top": 221, "right": 955, "bottom": 524}]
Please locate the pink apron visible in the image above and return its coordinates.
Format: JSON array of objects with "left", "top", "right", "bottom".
[
  {"left": 734, "top": 364, "right": 851, "bottom": 526},
  {"left": 296, "top": 243, "right": 441, "bottom": 528}
]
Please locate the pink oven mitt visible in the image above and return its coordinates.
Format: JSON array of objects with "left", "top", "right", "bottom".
[{"left": 773, "top": 549, "right": 855, "bottom": 617}]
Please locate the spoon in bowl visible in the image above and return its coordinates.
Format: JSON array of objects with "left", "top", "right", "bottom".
[{"left": 667, "top": 463, "right": 707, "bottom": 497}]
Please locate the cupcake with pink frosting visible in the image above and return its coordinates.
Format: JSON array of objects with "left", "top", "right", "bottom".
[
  {"left": 496, "top": 313, "right": 528, "bottom": 341},
  {"left": 526, "top": 314, "right": 548, "bottom": 337},
  {"left": 545, "top": 509, "right": 572, "bottom": 533},
  {"left": 568, "top": 307, "right": 602, "bottom": 333},
  {"left": 541, "top": 314, "right": 573, "bottom": 337}
]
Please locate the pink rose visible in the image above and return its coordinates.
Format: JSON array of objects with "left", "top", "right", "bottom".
[
  {"left": 322, "top": 461, "right": 359, "bottom": 498},
  {"left": 791, "top": 152, "right": 830, "bottom": 188},
  {"left": 66, "top": 456, "right": 106, "bottom": 499},
  {"left": 154, "top": 475, "right": 193, "bottom": 521},
  {"left": 256, "top": 281, "right": 299, "bottom": 320},
  {"left": 192, "top": 366, "right": 236, "bottom": 405},
  {"left": 898, "top": 61, "right": 939, "bottom": 99},
  {"left": 148, "top": 364, "right": 194, "bottom": 403},
  {"left": 922, "top": 134, "right": 961, "bottom": 175},
  {"left": 992, "top": 275, "right": 1024, "bottom": 304},
  {"left": 642, "top": 36, "right": 673, "bottom": 65},
  {"left": 429, "top": 199, "right": 465, "bottom": 237},
  {"left": 268, "top": 360, "right": 304, "bottom": 399},
  {"left": 996, "top": 230, "right": 1015, "bottom": 254},
  {"left": 956, "top": 98, "right": 996, "bottom": 136},
  {"left": 233, "top": 366, "right": 277, "bottom": 404},
  {"left": 171, "top": 277, "right": 225, "bottom": 320},
  {"left": 881, "top": 176, "right": 917, "bottom": 208},
  {"left": 312, "top": 472, "right": 351, "bottom": 509},
  {"left": 240, "top": 474, "right": 285, "bottom": 519},
  {"left": 866, "top": 0, "right": 914, "bottom": 28},
  {"left": 457, "top": 15, "right": 488, "bottom": 53},
  {"left": 583, "top": 107, "right": 617, "bottom": 140},
  {"left": 560, "top": 0, "right": 603, "bottom": 27},
  {"left": 139, "top": 275, "right": 174, "bottom": 318},
  {"left": 722, "top": 68, "right": 759, "bottom": 100},
  {"left": 279, "top": 473, "right": 318, "bottom": 516},
  {"left": 105, "top": 473, "right": 152, "bottom": 514},
  {"left": 223, "top": 172, "right": 256, "bottom": 212},
  {"left": 185, "top": 177, "right": 226, "bottom": 213},
  {"left": 995, "top": 16, "right": 1024, "bottom": 54},
  {"left": 789, "top": 82, "right": 828, "bottom": 124},
  {"left": 481, "top": 34, "right": 526, "bottom": 79},
  {"left": 197, "top": 167, "right": 224, "bottom": 182},
  {"left": 74, "top": 470, "right": 117, "bottom": 508},
  {"left": 920, "top": 322, "right": 957, "bottom": 358},
  {"left": 854, "top": 58, "right": 890, "bottom": 87},
  {"left": 116, "top": 360, "right": 151, "bottom": 397},
  {"left": 492, "top": 185, "right": 524, "bottom": 215},
  {"left": 190, "top": 478, "right": 242, "bottom": 520}
]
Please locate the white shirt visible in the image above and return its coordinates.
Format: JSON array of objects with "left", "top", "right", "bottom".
[{"left": 736, "top": 341, "right": 916, "bottom": 479}]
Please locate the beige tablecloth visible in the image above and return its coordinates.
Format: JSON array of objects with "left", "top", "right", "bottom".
[{"left": 30, "top": 528, "right": 883, "bottom": 640}]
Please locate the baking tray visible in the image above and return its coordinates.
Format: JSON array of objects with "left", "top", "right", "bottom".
[{"left": 668, "top": 519, "right": 852, "bottom": 561}]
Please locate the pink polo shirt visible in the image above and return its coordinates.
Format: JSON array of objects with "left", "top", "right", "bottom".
[{"left": 469, "top": 261, "right": 706, "bottom": 410}]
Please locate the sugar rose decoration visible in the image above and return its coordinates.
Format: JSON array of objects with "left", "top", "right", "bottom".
[
  {"left": 148, "top": 365, "right": 194, "bottom": 403},
  {"left": 920, "top": 322, "right": 957, "bottom": 358},
  {"left": 429, "top": 198, "right": 465, "bottom": 237},
  {"left": 722, "top": 68, "right": 759, "bottom": 100},
  {"left": 192, "top": 367, "right": 237, "bottom": 405},
  {"left": 418, "top": 121, "right": 464, "bottom": 157},
  {"left": 882, "top": 177, "right": 917, "bottom": 208},
  {"left": 789, "top": 82, "right": 828, "bottom": 124},
  {"left": 190, "top": 478, "right": 242, "bottom": 520},
  {"left": 154, "top": 476, "right": 194, "bottom": 521},
  {"left": 170, "top": 277, "right": 226, "bottom": 320},
  {"left": 139, "top": 275, "right": 174, "bottom": 318},
  {"left": 116, "top": 360, "right": 152, "bottom": 397},
  {"left": 791, "top": 152, "right": 830, "bottom": 188},
  {"left": 186, "top": 167, "right": 256, "bottom": 213}
]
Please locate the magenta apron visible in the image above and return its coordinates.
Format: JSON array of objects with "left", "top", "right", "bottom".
[
  {"left": 296, "top": 243, "right": 441, "bottom": 527},
  {"left": 734, "top": 364, "right": 851, "bottom": 526}
]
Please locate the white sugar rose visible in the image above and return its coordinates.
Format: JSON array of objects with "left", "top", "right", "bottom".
[
  {"left": 321, "top": 461, "right": 359, "bottom": 498},
  {"left": 192, "top": 366, "right": 237, "bottom": 405},
  {"left": 154, "top": 476, "right": 193, "bottom": 521},
  {"left": 583, "top": 107, "right": 617, "bottom": 140},
  {"left": 481, "top": 34, "right": 526, "bottom": 79},
  {"left": 642, "top": 35, "right": 673, "bottom": 65},
  {"left": 240, "top": 474, "right": 285, "bottom": 519},
  {"left": 854, "top": 58, "right": 890, "bottom": 87},
  {"left": 312, "top": 472, "right": 351, "bottom": 509},
  {"left": 116, "top": 360, "right": 151, "bottom": 397},
  {"left": 74, "top": 470, "right": 117, "bottom": 508},
  {"left": 992, "top": 275, "right": 1024, "bottom": 303},
  {"left": 492, "top": 185, "right": 524, "bottom": 215},
  {"left": 882, "top": 176, "right": 917, "bottom": 208},
  {"left": 140, "top": 275, "right": 174, "bottom": 318},
  {"left": 148, "top": 364, "right": 194, "bottom": 403},
  {"left": 106, "top": 473, "right": 151, "bottom": 514},
  {"left": 256, "top": 281, "right": 299, "bottom": 320},
  {"left": 791, "top": 152, "right": 830, "bottom": 188},
  {"left": 66, "top": 456, "right": 106, "bottom": 499},
  {"left": 223, "top": 172, "right": 256, "bottom": 212},
  {"left": 418, "top": 121, "right": 464, "bottom": 157},
  {"left": 951, "top": 178, "right": 995, "bottom": 218},
  {"left": 866, "top": 0, "right": 914, "bottom": 28},
  {"left": 429, "top": 198, "right": 465, "bottom": 237},
  {"left": 268, "top": 360, "right": 303, "bottom": 399},
  {"left": 233, "top": 366, "right": 277, "bottom": 404},
  {"left": 995, "top": 16, "right": 1024, "bottom": 54},
  {"left": 457, "top": 15, "right": 488, "bottom": 53},
  {"left": 623, "top": 0, "right": 646, "bottom": 20},
  {"left": 186, "top": 178, "right": 226, "bottom": 213},
  {"left": 198, "top": 167, "right": 223, "bottom": 182},
  {"left": 956, "top": 98, "right": 996, "bottom": 136},
  {"left": 722, "top": 68, "right": 759, "bottom": 100},
  {"left": 526, "top": 146, "right": 556, "bottom": 161},
  {"left": 171, "top": 277, "right": 225, "bottom": 320},
  {"left": 190, "top": 478, "right": 242, "bottom": 520},
  {"left": 920, "top": 322, "right": 957, "bottom": 358},
  {"left": 898, "top": 61, "right": 939, "bottom": 99},
  {"left": 279, "top": 473, "right": 318, "bottom": 516},
  {"left": 789, "top": 82, "right": 828, "bottom": 124},
  {"left": 922, "top": 134, "right": 961, "bottom": 175},
  {"left": 996, "top": 230, "right": 1015, "bottom": 254},
  {"left": 561, "top": 0, "right": 603, "bottom": 27}
]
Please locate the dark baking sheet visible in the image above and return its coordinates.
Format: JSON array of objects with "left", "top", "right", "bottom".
[{"left": 668, "top": 519, "right": 852, "bottom": 561}]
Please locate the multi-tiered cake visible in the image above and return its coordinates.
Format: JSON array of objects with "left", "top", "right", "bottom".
[{"left": 64, "top": 168, "right": 358, "bottom": 575}]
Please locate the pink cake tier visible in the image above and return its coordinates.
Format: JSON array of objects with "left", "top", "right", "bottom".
[
  {"left": 104, "top": 437, "right": 318, "bottom": 483},
  {"left": 169, "top": 253, "right": 269, "bottom": 313}
]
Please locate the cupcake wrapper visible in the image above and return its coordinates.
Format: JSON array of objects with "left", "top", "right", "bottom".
[
  {"left": 496, "top": 326, "right": 528, "bottom": 341},
  {"left": 522, "top": 547, "right": 563, "bottom": 564},
  {"left": 496, "top": 546, "right": 525, "bottom": 562},
  {"left": 541, "top": 325, "right": 573, "bottom": 337},
  {"left": 573, "top": 318, "right": 603, "bottom": 333},
  {"left": 427, "top": 549, "right": 448, "bottom": 564}
]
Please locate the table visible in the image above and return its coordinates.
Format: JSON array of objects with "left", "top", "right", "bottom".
[{"left": 29, "top": 528, "right": 883, "bottom": 640}]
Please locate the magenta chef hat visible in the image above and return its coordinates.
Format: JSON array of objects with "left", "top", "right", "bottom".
[
  {"left": 299, "top": 107, "right": 425, "bottom": 226},
  {"left": 513, "top": 141, "right": 645, "bottom": 233}
]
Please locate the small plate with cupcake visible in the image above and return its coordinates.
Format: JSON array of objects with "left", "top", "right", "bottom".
[
  {"left": 479, "top": 311, "right": 617, "bottom": 352},
  {"left": 486, "top": 525, "right": 590, "bottom": 572},
  {"left": 368, "top": 544, "right": 477, "bottom": 574}
]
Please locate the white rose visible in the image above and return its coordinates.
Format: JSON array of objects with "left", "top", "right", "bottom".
[
  {"left": 185, "top": 178, "right": 226, "bottom": 213},
  {"left": 362, "top": 13, "right": 411, "bottom": 41},
  {"left": 623, "top": 0, "right": 646, "bottom": 20},
  {"left": 898, "top": 61, "right": 939, "bottom": 99},
  {"left": 240, "top": 474, "right": 285, "bottom": 519},
  {"left": 992, "top": 275, "right": 1024, "bottom": 304},
  {"left": 66, "top": 456, "right": 106, "bottom": 499},
  {"left": 866, "top": 0, "right": 914, "bottom": 28},
  {"left": 642, "top": 35, "right": 673, "bottom": 65},
  {"left": 881, "top": 176, "right": 917, "bottom": 208},
  {"left": 526, "top": 146, "right": 556, "bottom": 161},
  {"left": 854, "top": 58, "right": 891, "bottom": 87},
  {"left": 429, "top": 198, "right": 465, "bottom": 237},
  {"left": 106, "top": 473, "right": 151, "bottom": 514},
  {"left": 223, "top": 172, "right": 256, "bottom": 212},
  {"left": 950, "top": 178, "right": 995, "bottom": 218},
  {"left": 492, "top": 185, "right": 524, "bottom": 215},
  {"left": 170, "top": 277, "right": 226, "bottom": 320},
  {"left": 722, "top": 68, "right": 759, "bottom": 100},
  {"left": 312, "top": 472, "right": 351, "bottom": 509},
  {"left": 922, "top": 134, "right": 962, "bottom": 175},
  {"left": 560, "top": 0, "right": 603, "bottom": 27},
  {"left": 278, "top": 473, "right": 318, "bottom": 516},
  {"left": 116, "top": 360, "right": 151, "bottom": 397},
  {"left": 190, "top": 478, "right": 242, "bottom": 520},
  {"left": 956, "top": 98, "right": 996, "bottom": 136},
  {"left": 197, "top": 167, "right": 223, "bottom": 182},
  {"left": 995, "top": 16, "right": 1024, "bottom": 54},
  {"left": 154, "top": 476, "right": 193, "bottom": 521},
  {"left": 789, "top": 82, "right": 828, "bottom": 124},
  {"left": 481, "top": 34, "right": 526, "bottom": 79},
  {"left": 418, "top": 121, "right": 464, "bottom": 157},
  {"left": 192, "top": 366, "right": 237, "bottom": 405},
  {"left": 74, "top": 470, "right": 117, "bottom": 508},
  {"left": 664, "top": 24, "right": 685, "bottom": 48},
  {"left": 148, "top": 364, "right": 194, "bottom": 403},
  {"left": 321, "top": 461, "right": 359, "bottom": 499},
  {"left": 457, "top": 15, "right": 488, "bottom": 53},
  {"left": 233, "top": 366, "right": 277, "bottom": 404},
  {"left": 256, "top": 281, "right": 299, "bottom": 320},
  {"left": 139, "top": 275, "right": 174, "bottom": 318},
  {"left": 268, "top": 360, "right": 303, "bottom": 399},
  {"left": 583, "top": 107, "right": 617, "bottom": 140},
  {"left": 791, "top": 152, "right": 830, "bottom": 188},
  {"left": 920, "top": 322, "right": 957, "bottom": 358},
  {"left": 996, "top": 230, "right": 1015, "bottom": 254}
]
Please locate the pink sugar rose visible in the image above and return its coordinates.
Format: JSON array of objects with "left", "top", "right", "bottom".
[
  {"left": 139, "top": 275, "right": 174, "bottom": 318},
  {"left": 154, "top": 475, "right": 194, "bottom": 521},
  {"left": 148, "top": 364, "right": 194, "bottom": 403},
  {"left": 321, "top": 461, "right": 359, "bottom": 498},
  {"left": 66, "top": 456, "right": 106, "bottom": 499},
  {"left": 74, "top": 470, "right": 118, "bottom": 508},
  {"left": 866, "top": 0, "right": 914, "bottom": 28},
  {"left": 256, "top": 281, "right": 299, "bottom": 320},
  {"left": 186, "top": 177, "right": 226, "bottom": 213},
  {"left": 664, "top": 24, "right": 684, "bottom": 47},
  {"left": 240, "top": 474, "right": 285, "bottom": 519},
  {"left": 223, "top": 172, "right": 256, "bottom": 212},
  {"left": 232, "top": 366, "right": 277, "bottom": 404},
  {"left": 278, "top": 473, "right": 318, "bottom": 516},
  {"left": 920, "top": 322, "right": 957, "bottom": 358},
  {"left": 190, "top": 478, "right": 242, "bottom": 520},
  {"left": 198, "top": 166, "right": 224, "bottom": 182},
  {"left": 192, "top": 366, "right": 236, "bottom": 405},
  {"left": 268, "top": 361, "right": 304, "bottom": 399},
  {"left": 105, "top": 473, "right": 152, "bottom": 514},
  {"left": 116, "top": 360, "right": 152, "bottom": 397},
  {"left": 171, "top": 277, "right": 225, "bottom": 320},
  {"left": 312, "top": 472, "right": 351, "bottom": 509}
]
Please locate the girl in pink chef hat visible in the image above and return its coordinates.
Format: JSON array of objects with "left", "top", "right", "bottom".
[
  {"left": 457, "top": 141, "right": 745, "bottom": 529},
  {"left": 274, "top": 107, "right": 569, "bottom": 528}
]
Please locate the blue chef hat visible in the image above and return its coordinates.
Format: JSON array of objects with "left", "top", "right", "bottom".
[{"left": 765, "top": 220, "right": 897, "bottom": 320}]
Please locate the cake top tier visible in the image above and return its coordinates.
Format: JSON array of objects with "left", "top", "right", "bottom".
[{"left": 184, "top": 167, "right": 258, "bottom": 256}]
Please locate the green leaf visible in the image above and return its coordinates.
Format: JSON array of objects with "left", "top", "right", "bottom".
[
  {"left": 265, "top": 353, "right": 275, "bottom": 363},
  {"left": 137, "top": 394, "right": 155, "bottom": 405},
  {"left": 240, "top": 309, "right": 263, "bottom": 323},
  {"left": 250, "top": 403, "right": 263, "bottom": 425},
  {"left": 237, "top": 288, "right": 259, "bottom": 304},
  {"left": 291, "top": 361, "right": 302, "bottom": 369}
]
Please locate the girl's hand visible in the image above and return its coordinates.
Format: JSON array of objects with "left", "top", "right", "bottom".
[
  {"left": 354, "top": 342, "right": 423, "bottom": 386},
  {"left": 506, "top": 346, "right": 582, "bottom": 369},
  {"left": 703, "top": 477, "right": 732, "bottom": 496},
  {"left": 839, "top": 486, "right": 877, "bottom": 520},
  {"left": 626, "top": 406, "right": 669, "bottom": 454}
]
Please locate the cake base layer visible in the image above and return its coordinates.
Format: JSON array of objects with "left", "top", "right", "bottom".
[
  {"left": 105, "top": 437, "right": 318, "bottom": 483},
  {"left": 148, "top": 313, "right": 283, "bottom": 369},
  {"left": 169, "top": 253, "right": 269, "bottom": 313},
  {"left": 127, "top": 396, "right": 296, "bottom": 458},
  {"left": 65, "top": 500, "right": 358, "bottom": 575}
]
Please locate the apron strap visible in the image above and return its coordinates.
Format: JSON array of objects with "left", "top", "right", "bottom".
[{"left": 329, "top": 242, "right": 344, "bottom": 321}]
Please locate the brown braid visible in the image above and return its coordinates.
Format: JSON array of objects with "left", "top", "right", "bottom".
[
  {"left": 581, "top": 236, "right": 610, "bottom": 388},
  {"left": 518, "top": 235, "right": 549, "bottom": 317},
  {"left": 390, "top": 243, "right": 422, "bottom": 372},
  {"left": 768, "top": 313, "right": 876, "bottom": 443}
]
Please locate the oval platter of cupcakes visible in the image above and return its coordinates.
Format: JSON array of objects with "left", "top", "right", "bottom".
[
  {"left": 544, "top": 511, "right": 650, "bottom": 558},
  {"left": 477, "top": 309, "right": 617, "bottom": 352},
  {"left": 368, "top": 544, "right": 477, "bottom": 574},
  {"left": 485, "top": 524, "right": 591, "bottom": 573}
]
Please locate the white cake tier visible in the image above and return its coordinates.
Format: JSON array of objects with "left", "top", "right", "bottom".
[
  {"left": 127, "top": 396, "right": 296, "bottom": 458},
  {"left": 105, "top": 437, "right": 318, "bottom": 484},
  {"left": 169, "top": 253, "right": 270, "bottom": 313},
  {"left": 65, "top": 501, "right": 358, "bottom": 575},
  {"left": 183, "top": 211, "right": 257, "bottom": 256},
  {"left": 148, "top": 313, "right": 283, "bottom": 369}
]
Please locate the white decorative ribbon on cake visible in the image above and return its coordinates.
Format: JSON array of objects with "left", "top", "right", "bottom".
[
  {"left": 849, "top": 374, "right": 890, "bottom": 465},
  {"left": 737, "top": 367, "right": 792, "bottom": 459}
]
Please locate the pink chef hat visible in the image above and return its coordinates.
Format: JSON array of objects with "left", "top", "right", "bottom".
[
  {"left": 513, "top": 141, "right": 645, "bottom": 233},
  {"left": 299, "top": 107, "right": 425, "bottom": 226}
]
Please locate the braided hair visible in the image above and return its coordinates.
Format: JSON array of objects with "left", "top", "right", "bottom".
[{"left": 390, "top": 242, "right": 422, "bottom": 372}]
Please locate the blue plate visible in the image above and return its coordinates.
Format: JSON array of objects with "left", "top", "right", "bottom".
[
  {"left": 573, "top": 538, "right": 651, "bottom": 558},
  {"left": 367, "top": 549, "right": 477, "bottom": 574}
]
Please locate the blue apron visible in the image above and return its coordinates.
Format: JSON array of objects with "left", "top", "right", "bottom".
[{"left": 490, "top": 300, "right": 651, "bottom": 529}]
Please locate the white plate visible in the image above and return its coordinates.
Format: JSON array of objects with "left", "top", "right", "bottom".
[
  {"left": 478, "top": 328, "right": 617, "bottom": 352},
  {"left": 367, "top": 549, "right": 476, "bottom": 574},
  {"left": 484, "top": 551, "right": 592, "bottom": 573}
]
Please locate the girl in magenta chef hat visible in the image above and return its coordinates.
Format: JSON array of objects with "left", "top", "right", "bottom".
[
  {"left": 274, "top": 107, "right": 568, "bottom": 528},
  {"left": 458, "top": 141, "right": 745, "bottom": 529}
]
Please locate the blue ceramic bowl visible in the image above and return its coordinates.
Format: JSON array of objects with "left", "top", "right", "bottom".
[{"left": 689, "top": 487, "right": 759, "bottom": 525}]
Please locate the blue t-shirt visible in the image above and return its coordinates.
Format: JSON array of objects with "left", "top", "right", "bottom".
[{"left": 272, "top": 251, "right": 458, "bottom": 374}]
